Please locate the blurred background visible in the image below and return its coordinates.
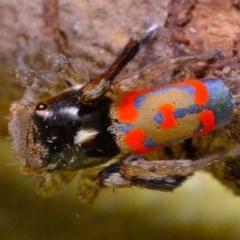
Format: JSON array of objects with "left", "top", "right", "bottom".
[
  {"left": 2, "top": 136, "right": 240, "bottom": 240},
  {"left": 1, "top": 0, "right": 240, "bottom": 239}
]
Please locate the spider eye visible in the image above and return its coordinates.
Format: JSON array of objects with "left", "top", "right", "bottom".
[{"left": 36, "top": 102, "right": 48, "bottom": 111}]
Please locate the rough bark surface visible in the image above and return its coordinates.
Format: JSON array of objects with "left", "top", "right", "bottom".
[{"left": 2, "top": 0, "right": 240, "bottom": 121}]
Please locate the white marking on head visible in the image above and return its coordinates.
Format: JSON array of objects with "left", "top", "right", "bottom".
[
  {"left": 59, "top": 106, "right": 79, "bottom": 120},
  {"left": 35, "top": 109, "right": 51, "bottom": 119},
  {"left": 74, "top": 129, "right": 99, "bottom": 146}
]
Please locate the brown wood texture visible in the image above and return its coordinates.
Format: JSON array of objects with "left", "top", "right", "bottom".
[{"left": 1, "top": 0, "right": 240, "bottom": 124}]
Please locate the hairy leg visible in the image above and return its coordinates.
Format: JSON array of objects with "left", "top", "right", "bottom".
[{"left": 98, "top": 144, "right": 240, "bottom": 190}]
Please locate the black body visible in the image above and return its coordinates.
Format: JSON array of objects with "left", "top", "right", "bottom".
[{"left": 33, "top": 89, "right": 120, "bottom": 170}]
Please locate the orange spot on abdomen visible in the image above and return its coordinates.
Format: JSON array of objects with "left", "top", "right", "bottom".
[
  {"left": 177, "top": 80, "right": 209, "bottom": 105},
  {"left": 117, "top": 89, "right": 149, "bottom": 122},
  {"left": 198, "top": 109, "right": 215, "bottom": 135},
  {"left": 124, "top": 128, "right": 159, "bottom": 153},
  {"left": 158, "top": 103, "right": 177, "bottom": 128},
  {"left": 124, "top": 128, "right": 148, "bottom": 153}
]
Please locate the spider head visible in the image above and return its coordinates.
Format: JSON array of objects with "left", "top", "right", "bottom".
[{"left": 9, "top": 88, "right": 119, "bottom": 172}]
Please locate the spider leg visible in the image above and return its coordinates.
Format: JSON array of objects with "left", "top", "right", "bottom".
[
  {"left": 16, "top": 68, "right": 61, "bottom": 102},
  {"left": 35, "top": 171, "right": 78, "bottom": 197},
  {"left": 46, "top": 53, "right": 90, "bottom": 85},
  {"left": 16, "top": 53, "right": 91, "bottom": 102},
  {"left": 79, "top": 24, "right": 159, "bottom": 102},
  {"left": 98, "top": 144, "right": 240, "bottom": 190},
  {"left": 77, "top": 169, "right": 102, "bottom": 203},
  {"left": 16, "top": 68, "right": 53, "bottom": 90},
  {"left": 97, "top": 162, "right": 187, "bottom": 191},
  {"left": 112, "top": 49, "right": 221, "bottom": 92}
]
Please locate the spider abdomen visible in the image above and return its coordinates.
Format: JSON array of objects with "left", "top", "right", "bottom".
[{"left": 111, "top": 78, "right": 234, "bottom": 153}]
